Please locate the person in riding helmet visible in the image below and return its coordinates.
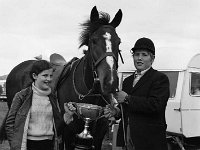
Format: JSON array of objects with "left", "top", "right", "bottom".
[{"left": 108, "top": 37, "right": 170, "bottom": 150}]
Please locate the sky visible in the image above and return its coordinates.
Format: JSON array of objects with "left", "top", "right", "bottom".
[{"left": 0, "top": 0, "right": 200, "bottom": 75}]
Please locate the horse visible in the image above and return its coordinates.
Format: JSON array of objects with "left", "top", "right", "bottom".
[
  {"left": 57, "top": 6, "right": 122, "bottom": 150},
  {"left": 0, "top": 6, "right": 122, "bottom": 150}
]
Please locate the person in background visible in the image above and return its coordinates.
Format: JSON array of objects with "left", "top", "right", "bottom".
[
  {"left": 6, "top": 60, "right": 65, "bottom": 150},
  {"left": 112, "top": 37, "right": 170, "bottom": 150},
  {"left": 193, "top": 86, "right": 200, "bottom": 95}
]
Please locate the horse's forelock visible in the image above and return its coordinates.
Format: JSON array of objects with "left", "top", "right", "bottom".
[{"left": 79, "top": 11, "right": 111, "bottom": 48}]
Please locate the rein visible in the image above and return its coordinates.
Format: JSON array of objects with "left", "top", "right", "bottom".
[
  {"left": 72, "top": 56, "right": 107, "bottom": 104},
  {"left": 72, "top": 48, "right": 124, "bottom": 102},
  {"left": 72, "top": 51, "right": 119, "bottom": 104}
]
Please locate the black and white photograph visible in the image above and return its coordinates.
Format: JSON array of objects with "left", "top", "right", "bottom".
[{"left": 0, "top": 0, "right": 200, "bottom": 150}]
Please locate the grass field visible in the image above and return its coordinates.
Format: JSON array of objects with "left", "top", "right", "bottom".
[
  {"left": 0, "top": 101, "right": 9, "bottom": 150},
  {"left": 0, "top": 101, "right": 112, "bottom": 150}
]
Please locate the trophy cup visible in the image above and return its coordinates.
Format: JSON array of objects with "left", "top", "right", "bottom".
[{"left": 72, "top": 103, "right": 103, "bottom": 149}]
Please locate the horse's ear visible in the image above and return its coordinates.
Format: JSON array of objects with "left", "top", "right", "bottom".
[
  {"left": 90, "top": 6, "right": 99, "bottom": 23},
  {"left": 110, "top": 9, "right": 122, "bottom": 28}
]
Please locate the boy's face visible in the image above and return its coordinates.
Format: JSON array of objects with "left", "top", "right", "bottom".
[
  {"left": 133, "top": 49, "right": 154, "bottom": 72},
  {"left": 33, "top": 68, "right": 53, "bottom": 91}
]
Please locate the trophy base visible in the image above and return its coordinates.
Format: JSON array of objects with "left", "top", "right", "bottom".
[{"left": 74, "top": 134, "right": 94, "bottom": 150}]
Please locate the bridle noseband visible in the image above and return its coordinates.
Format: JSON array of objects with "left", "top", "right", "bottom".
[
  {"left": 94, "top": 52, "right": 117, "bottom": 68},
  {"left": 91, "top": 51, "right": 118, "bottom": 81}
]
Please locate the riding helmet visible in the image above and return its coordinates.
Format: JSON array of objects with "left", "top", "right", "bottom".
[{"left": 131, "top": 37, "right": 155, "bottom": 55}]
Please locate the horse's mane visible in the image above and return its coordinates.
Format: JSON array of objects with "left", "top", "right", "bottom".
[{"left": 79, "top": 11, "right": 110, "bottom": 48}]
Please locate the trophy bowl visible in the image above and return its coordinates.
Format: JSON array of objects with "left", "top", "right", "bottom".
[
  {"left": 76, "top": 103, "right": 103, "bottom": 120},
  {"left": 72, "top": 103, "right": 103, "bottom": 149}
]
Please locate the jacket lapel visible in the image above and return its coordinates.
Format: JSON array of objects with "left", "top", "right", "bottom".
[
  {"left": 18, "top": 87, "right": 32, "bottom": 116},
  {"left": 131, "top": 68, "right": 154, "bottom": 92}
]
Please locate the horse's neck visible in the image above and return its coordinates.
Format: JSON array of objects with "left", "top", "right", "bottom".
[
  {"left": 83, "top": 54, "right": 94, "bottom": 89},
  {"left": 74, "top": 55, "right": 94, "bottom": 94}
]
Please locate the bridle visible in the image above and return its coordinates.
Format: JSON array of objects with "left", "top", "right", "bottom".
[
  {"left": 72, "top": 25, "right": 124, "bottom": 101},
  {"left": 91, "top": 51, "right": 118, "bottom": 80},
  {"left": 89, "top": 25, "right": 124, "bottom": 81}
]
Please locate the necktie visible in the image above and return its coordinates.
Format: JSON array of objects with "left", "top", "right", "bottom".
[{"left": 133, "top": 72, "right": 141, "bottom": 87}]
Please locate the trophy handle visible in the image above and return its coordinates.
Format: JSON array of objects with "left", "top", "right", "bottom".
[
  {"left": 95, "top": 107, "right": 105, "bottom": 121},
  {"left": 70, "top": 102, "right": 83, "bottom": 119},
  {"left": 96, "top": 105, "right": 117, "bottom": 120}
]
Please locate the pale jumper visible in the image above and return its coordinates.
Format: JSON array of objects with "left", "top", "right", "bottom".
[{"left": 27, "top": 83, "right": 54, "bottom": 140}]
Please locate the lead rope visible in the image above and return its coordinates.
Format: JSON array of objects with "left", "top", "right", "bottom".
[
  {"left": 120, "top": 104, "right": 127, "bottom": 150},
  {"left": 116, "top": 85, "right": 127, "bottom": 150}
]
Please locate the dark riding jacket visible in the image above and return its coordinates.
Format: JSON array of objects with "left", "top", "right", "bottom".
[
  {"left": 117, "top": 67, "right": 170, "bottom": 150},
  {"left": 5, "top": 86, "right": 65, "bottom": 150}
]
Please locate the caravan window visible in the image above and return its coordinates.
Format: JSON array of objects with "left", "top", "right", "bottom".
[
  {"left": 190, "top": 72, "right": 200, "bottom": 96},
  {"left": 161, "top": 71, "right": 178, "bottom": 98},
  {"left": 120, "top": 71, "right": 178, "bottom": 98}
]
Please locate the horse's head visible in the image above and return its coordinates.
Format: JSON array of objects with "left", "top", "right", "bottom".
[{"left": 79, "top": 6, "right": 122, "bottom": 96}]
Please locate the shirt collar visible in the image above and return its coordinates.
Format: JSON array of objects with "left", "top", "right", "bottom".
[{"left": 136, "top": 66, "right": 151, "bottom": 76}]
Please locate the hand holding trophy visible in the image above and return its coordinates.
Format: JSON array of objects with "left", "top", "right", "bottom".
[
  {"left": 104, "top": 104, "right": 120, "bottom": 118},
  {"left": 64, "top": 102, "right": 104, "bottom": 149},
  {"left": 63, "top": 102, "right": 76, "bottom": 124}
]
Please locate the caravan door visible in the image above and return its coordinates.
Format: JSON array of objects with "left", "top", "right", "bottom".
[
  {"left": 180, "top": 54, "right": 200, "bottom": 137},
  {"left": 181, "top": 69, "right": 200, "bottom": 137},
  {"left": 164, "top": 71, "right": 183, "bottom": 135}
]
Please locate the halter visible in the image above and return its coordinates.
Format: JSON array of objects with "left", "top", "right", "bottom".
[
  {"left": 89, "top": 25, "right": 124, "bottom": 80},
  {"left": 91, "top": 51, "right": 118, "bottom": 81},
  {"left": 94, "top": 52, "right": 117, "bottom": 68},
  {"left": 73, "top": 25, "right": 124, "bottom": 101},
  {"left": 91, "top": 49, "right": 124, "bottom": 81}
]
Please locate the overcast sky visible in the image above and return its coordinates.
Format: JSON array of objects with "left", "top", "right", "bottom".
[{"left": 0, "top": 0, "right": 200, "bottom": 75}]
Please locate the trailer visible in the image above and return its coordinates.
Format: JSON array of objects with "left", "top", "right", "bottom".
[
  {"left": 165, "top": 53, "right": 200, "bottom": 150},
  {"left": 0, "top": 80, "right": 6, "bottom": 101},
  {"left": 113, "top": 51, "right": 200, "bottom": 150}
]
